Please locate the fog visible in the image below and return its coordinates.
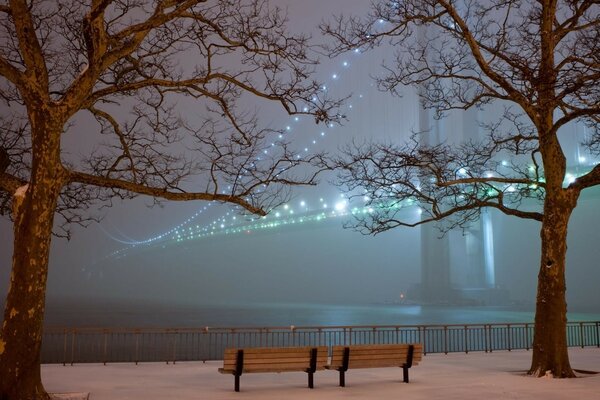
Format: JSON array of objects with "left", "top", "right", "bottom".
[{"left": 2, "top": 0, "right": 600, "bottom": 321}]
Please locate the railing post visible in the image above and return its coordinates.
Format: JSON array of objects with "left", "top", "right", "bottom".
[
  {"left": 70, "top": 329, "right": 76, "bottom": 365},
  {"left": 580, "top": 322, "right": 585, "bottom": 348},
  {"left": 103, "top": 330, "right": 108, "bottom": 365},
  {"left": 484, "top": 325, "right": 489, "bottom": 353},
  {"left": 62, "top": 329, "right": 68, "bottom": 366},
  {"left": 172, "top": 331, "right": 178, "bottom": 364},
  {"left": 507, "top": 324, "right": 511, "bottom": 351},
  {"left": 596, "top": 322, "right": 600, "bottom": 348},
  {"left": 135, "top": 330, "right": 140, "bottom": 365},
  {"left": 443, "top": 326, "right": 448, "bottom": 355},
  {"left": 464, "top": 325, "right": 468, "bottom": 354},
  {"left": 525, "top": 323, "right": 530, "bottom": 351}
]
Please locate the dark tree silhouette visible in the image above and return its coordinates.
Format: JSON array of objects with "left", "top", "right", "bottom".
[
  {"left": 323, "top": 0, "right": 600, "bottom": 378},
  {"left": 0, "top": 1, "right": 342, "bottom": 398}
]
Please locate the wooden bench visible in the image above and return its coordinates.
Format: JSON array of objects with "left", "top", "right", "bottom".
[
  {"left": 325, "top": 343, "right": 422, "bottom": 387},
  {"left": 218, "top": 346, "right": 328, "bottom": 392}
]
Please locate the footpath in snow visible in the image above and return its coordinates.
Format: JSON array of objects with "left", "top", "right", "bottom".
[{"left": 43, "top": 348, "right": 600, "bottom": 400}]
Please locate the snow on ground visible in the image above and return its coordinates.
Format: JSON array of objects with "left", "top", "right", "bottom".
[{"left": 43, "top": 348, "right": 600, "bottom": 400}]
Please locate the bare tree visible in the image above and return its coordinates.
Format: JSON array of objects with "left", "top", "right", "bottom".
[
  {"left": 0, "top": 1, "right": 342, "bottom": 398},
  {"left": 323, "top": 0, "right": 600, "bottom": 378}
]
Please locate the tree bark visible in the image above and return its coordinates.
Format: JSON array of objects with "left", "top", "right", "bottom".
[
  {"left": 0, "top": 118, "right": 64, "bottom": 399},
  {"left": 528, "top": 189, "right": 577, "bottom": 378}
]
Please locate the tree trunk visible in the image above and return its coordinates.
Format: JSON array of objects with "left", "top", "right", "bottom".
[
  {"left": 528, "top": 190, "right": 577, "bottom": 378},
  {"left": 0, "top": 120, "right": 64, "bottom": 399}
]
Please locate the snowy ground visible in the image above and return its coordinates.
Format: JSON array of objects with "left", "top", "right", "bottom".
[{"left": 43, "top": 348, "right": 600, "bottom": 400}]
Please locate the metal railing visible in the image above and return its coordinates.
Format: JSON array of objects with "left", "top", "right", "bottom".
[{"left": 41, "top": 321, "right": 600, "bottom": 365}]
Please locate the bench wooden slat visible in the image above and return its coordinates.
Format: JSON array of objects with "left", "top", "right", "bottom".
[
  {"left": 224, "top": 346, "right": 323, "bottom": 354},
  {"left": 326, "top": 343, "right": 423, "bottom": 387},
  {"left": 220, "top": 346, "right": 328, "bottom": 392}
]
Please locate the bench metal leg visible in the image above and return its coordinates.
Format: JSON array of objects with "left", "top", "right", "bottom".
[
  {"left": 339, "top": 370, "right": 346, "bottom": 387},
  {"left": 234, "top": 374, "right": 240, "bottom": 392},
  {"left": 403, "top": 366, "right": 409, "bottom": 383},
  {"left": 308, "top": 372, "right": 314, "bottom": 389}
]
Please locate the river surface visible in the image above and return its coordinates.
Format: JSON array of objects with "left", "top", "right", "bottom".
[{"left": 39, "top": 299, "right": 600, "bottom": 328}]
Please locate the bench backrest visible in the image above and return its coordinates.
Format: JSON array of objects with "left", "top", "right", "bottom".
[
  {"left": 329, "top": 343, "right": 423, "bottom": 369},
  {"left": 223, "top": 346, "right": 328, "bottom": 373}
]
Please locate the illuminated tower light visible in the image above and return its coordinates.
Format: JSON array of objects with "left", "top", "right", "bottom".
[{"left": 343, "top": 61, "right": 349, "bottom": 67}]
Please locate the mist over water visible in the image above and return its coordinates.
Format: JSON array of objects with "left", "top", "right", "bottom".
[{"left": 38, "top": 299, "right": 600, "bottom": 329}]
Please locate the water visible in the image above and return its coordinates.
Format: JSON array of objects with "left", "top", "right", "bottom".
[{"left": 41, "top": 299, "right": 600, "bottom": 328}]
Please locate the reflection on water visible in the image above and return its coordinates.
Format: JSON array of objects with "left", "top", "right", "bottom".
[{"left": 40, "top": 299, "right": 600, "bottom": 328}]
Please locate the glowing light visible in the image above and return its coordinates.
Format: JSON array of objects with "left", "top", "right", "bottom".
[
  {"left": 334, "top": 200, "right": 348, "bottom": 211},
  {"left": 579, "top": 156, "right": 587, "bottom": 163},
  {"left": 565, "top": 174, "right": 576, "bottom": 184},
  {"left": 343, "top": 61, "right": 349, "bottom": 67},
  {"left": 300, "top": 200, "right": 306, "bottom": 207},
  {"left": 458, "top": 167, "right": 467, "bottom": 176},
  {"left": 332, "top": 74, "right": 338, "bottom": 79}
]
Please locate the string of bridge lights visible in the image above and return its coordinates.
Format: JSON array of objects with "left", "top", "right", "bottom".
[
  {"left": 103, "top": 51, "right": 373, "bottom": 257},
  {"left": 102, "top": 41, "right": 599, "bottom": 258}
]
